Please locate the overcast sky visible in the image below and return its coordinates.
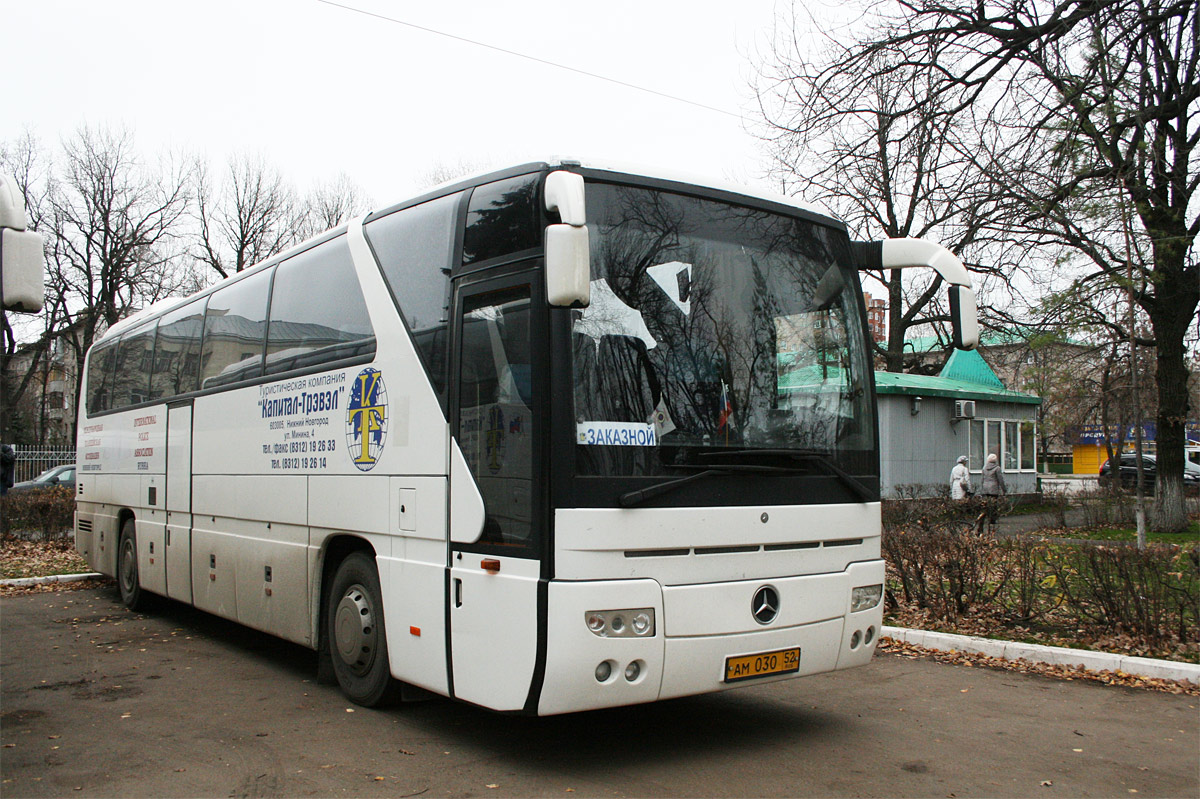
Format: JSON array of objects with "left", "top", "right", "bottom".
[{"left": 4, "top": 0, "right": 839, "bottom": 206}]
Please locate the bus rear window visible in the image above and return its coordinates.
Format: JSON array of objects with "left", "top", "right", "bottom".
[{"left": 86, "top": 342, "right": 118, "bottom": 415}]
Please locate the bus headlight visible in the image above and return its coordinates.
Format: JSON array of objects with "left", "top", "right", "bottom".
[
  {"left": 850, "top": 584, "right": 883, "bottom": 613},
  {"left": 584, "top": 608, "right": 655, "bottom": 638}
]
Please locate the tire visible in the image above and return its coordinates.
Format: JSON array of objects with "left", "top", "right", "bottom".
[
  {"left": 326, "top": 552, "right": 397, "bottom": 707},
  {"left": 117, "top": 519, "right": 146, "bottom": 610}
]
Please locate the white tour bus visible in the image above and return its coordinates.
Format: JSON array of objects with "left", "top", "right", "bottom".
[{"left": 74, "top": 160, "right": 978, "bottom": 714}]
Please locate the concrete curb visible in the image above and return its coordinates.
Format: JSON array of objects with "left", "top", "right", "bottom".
[
  {"left": 0, "top": 572, "right": 104, "bottom": 588},
  {"left": 883, "top": 625, "right": 1200, "bottom": 685}
]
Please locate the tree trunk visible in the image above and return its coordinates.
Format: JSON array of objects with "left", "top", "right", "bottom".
[{"left": 1150, "top": 310, "right": 1192, "bottom": 532}]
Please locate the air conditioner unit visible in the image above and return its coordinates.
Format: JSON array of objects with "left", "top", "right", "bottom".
[{"left": 954, "top": 400, "right": 976, "bottom": 419}]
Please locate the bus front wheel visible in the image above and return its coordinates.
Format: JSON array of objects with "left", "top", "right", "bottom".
[
  {"left": 117, "top": 519, "right": 145, "bottom": 610},
  {"left": 326, "top": 552, "right": 397, "bottom": 707}
]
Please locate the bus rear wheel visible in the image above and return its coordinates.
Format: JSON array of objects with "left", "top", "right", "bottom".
[
  {"left": 117, "top": 519, "right": 146, "bottom": 610},
  {"left": 326, "top": 552, "right": 397, "bottom": 707}
]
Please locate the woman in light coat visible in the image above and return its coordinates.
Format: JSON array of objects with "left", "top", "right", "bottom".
[{"left": 950, "top": 455, "right": 972, "bottom": 500}]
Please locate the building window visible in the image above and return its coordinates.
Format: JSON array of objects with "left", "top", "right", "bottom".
[{"left": 970, "top": 417, "right": 1037, "bottom": 473}]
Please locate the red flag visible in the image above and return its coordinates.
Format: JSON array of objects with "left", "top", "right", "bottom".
[{"left": 718, "top": 381, "right": 732, "bottom": 431}]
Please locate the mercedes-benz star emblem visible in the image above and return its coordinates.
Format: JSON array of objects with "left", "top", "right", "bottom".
[{"left": 752, "top": 585, "right": 780, "bottom": 625}]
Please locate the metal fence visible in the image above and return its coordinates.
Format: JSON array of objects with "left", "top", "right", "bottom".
[{"left": 10, "top": 446, "right": 76, "bottom": 483}]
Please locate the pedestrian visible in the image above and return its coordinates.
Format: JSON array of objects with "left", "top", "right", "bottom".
[
  {"left": 976, "top": 452, "right": 1007, "bottom": 535},
  {"left": 1, "top": 443, "right": 14, "bottom": 496},
  {"left": 950, "top": 455, "right": 972, "bottom": 500}
]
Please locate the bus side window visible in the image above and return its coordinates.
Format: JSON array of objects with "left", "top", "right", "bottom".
[
  {"left": 461, "top": 175, "right": 540, "bottom": 266},
  {"left": 363, "top": 192, "right": 459, "bottom": 401},
  {"left": 86, "top": 342, "right": 118, "bottom": 415},
  {"left": 150, "top": 297, "right": 206, "bottom": 399},
  {"left": 113, "top": 322, "right": 157, "bottom": 409},
  {"left": 265, "top": 237, "right": 375, "bottom": 376},
  {"left": 199, "top": 270, "right": 272, "bottom": 390}
]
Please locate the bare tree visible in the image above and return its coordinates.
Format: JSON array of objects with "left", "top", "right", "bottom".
[
  {"left": 44, "top": 126, "right": 196, "bottom": 435},
  {"left": 195, "top": 154, "right": 303, "bottom": 280},
  {"left": 753, "top": 18, "right": 1028, "bottom": 371},
  {"left": 296, "top": 173, "right": 371, "bottom": 241},
  {"left": 784, "top": 0, "right": 1197, "bottom": 531},
  {"left": 417, "top": 158, "right": 490, "bottom": 190}
]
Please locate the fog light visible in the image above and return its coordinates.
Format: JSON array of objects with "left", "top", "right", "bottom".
[
  {"left": 584, "top": 609, "right": 655, "bottom": 638},
  {"left": 595, "top": 661, "right": 612, "bottom": 682},
  {"left": 851, "top": 584, "right": 883, "bottom": 613},
  {"left": 625, "top": 660, "right": 641, "bottom": 682},
  {"left": 865, "top": 626, "right": 875, "bottom": 645},
  {"left": 850, "top": 630, "right": 862, "bottom": 649}
]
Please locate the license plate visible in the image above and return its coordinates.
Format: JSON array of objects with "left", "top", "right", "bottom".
[{"left": 724, "top": 647, "right": 801, "bottom": 683}]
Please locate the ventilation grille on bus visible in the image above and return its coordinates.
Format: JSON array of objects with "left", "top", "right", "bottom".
[
  {"left": 77, "top": 519, "right": 93, "bottom": 534},
  {"left": 624, "top": 538, "right": 864, "bottom": 558}
]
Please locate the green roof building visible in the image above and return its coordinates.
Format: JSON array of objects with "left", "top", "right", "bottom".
[{"left": 874, "top": 349, "right": 1041, "bottom": 497}]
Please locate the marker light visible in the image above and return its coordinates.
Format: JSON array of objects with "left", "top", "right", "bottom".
[
  {"left": 851, "top": 584, "right": 883, "bottom": 613},
  {"left": 584, "top": 609, "right": 655, "bottom": 638}
]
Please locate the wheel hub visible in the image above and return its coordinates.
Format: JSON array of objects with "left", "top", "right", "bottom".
[
  {"left": 119, "top": 537, "right": 136, "bottom": 594},
  {"left": 333, "top": 584, "right": 376, "bottom": 675}
]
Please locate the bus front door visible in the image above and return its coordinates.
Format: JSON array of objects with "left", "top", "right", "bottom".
[
  {"left": 164, "top": 401, "right": 193, "bottom": 603},
  {"left": 448, "top": 278, "right": 545, "bottom": 712}
]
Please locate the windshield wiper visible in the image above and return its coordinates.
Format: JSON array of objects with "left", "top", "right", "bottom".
[
  {"left": 618, "top": 464, "right": 793, "bottom": 508},
  {"left": 693, "top": 449, "right": 876, "bottom": 503}
]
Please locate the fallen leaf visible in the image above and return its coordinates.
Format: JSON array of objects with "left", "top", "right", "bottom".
[{"left": 1041, "top": 781, "right": 1053, "bottom": 787}]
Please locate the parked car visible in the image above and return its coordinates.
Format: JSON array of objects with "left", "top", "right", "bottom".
[
  {"left": 1099, "top": 453, "right": 1200, "bottom": 491},
  {"left": 7, "top": 464, "right": 76, "bottom": 495}
]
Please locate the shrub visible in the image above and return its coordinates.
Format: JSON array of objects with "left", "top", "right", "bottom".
[
  {"left": 883, "top": 519, "right": 1006, "bottom": 621},
  {"left": 0, "top": 487, "right": 75, "bottom": 541},
  {"left": 882, "top": 495, "right": 1200, "bottom": 654},
  {"left": 1044, "top": 543, "right": 1200, "bottom": 648}
]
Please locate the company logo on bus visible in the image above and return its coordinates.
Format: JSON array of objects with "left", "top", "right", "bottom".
[{"left": 346, "top": 368, "right": 387, "bottom": 471}]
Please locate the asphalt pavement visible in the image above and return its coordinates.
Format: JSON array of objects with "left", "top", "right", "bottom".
[{"left": 2, "top": 586, "right": 1197, "bottom": 798}]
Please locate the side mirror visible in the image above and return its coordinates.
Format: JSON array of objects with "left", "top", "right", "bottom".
[
  {"left": 948, "top": 285, "right": 979, "bottom": 351},
  {"left": 853, "top": 238, "right": 979, "bottom": 350},
  {"left": 0, "top": 173, "right": 45, "bottom": 313},
  {"left": 544, "top": 171, "right": 590, "bottom": 308},
  {"left": 545, "top": 224, "right": 591, "bottom": 307}
]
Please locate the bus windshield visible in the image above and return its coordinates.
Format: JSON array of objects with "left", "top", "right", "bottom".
[{"left": 573, "top": 182, "right": 875, "bottom": 477}]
